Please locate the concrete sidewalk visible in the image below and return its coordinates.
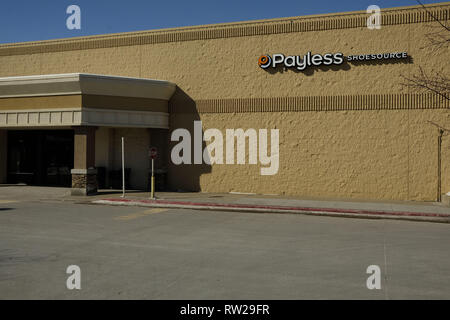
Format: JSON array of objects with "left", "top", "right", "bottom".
[
  {"left": 1, "top": 185, "right": 449, "bottom": 223},
  {"left": 92, "top": 190, "right": 450, "bottom": 223}
]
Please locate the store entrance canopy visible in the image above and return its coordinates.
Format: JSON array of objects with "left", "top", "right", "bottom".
[{"left": 0, "top": 73, "right": 176, "bottom": 129}]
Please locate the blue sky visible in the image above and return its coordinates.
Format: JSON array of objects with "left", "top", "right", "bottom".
[{"left": 0, "top": 0, "right": 444, "bottom": 44}]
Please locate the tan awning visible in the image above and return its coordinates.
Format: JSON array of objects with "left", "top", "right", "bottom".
[{"left": 0, "top": 73, "right": 176, "bottom": 128}]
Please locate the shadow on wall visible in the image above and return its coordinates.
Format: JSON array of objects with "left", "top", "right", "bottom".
[
  {"left": 265, "top": 60, "right": 350, "bottom": 76},
  {"left": 348, "top": 55, "right": 414, "bottom": 67},
  {"left": 167, "top": 87, "right": 212, "bottom": 192},
  {"left": 264, "top": 56, "right": 413, "bottom": 76}
]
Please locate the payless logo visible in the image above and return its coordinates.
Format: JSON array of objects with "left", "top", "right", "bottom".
[
  {"left": 258, "top": 52, "right": 344, "bottom": 71},
  {"left": 258, "top": 55, "right": 272, "bottom": 69}
]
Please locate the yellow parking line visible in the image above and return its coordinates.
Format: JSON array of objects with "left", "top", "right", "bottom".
[
  {"left": 0, "top": 200, "right": 18, "bottom": 204},
  {"left": 114, "top": 208, "right": 168, "bottom": 221}
]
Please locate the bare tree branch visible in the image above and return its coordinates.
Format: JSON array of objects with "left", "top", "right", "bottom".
[
  {"left": 416, "top": 0, "right": 450, "bottom": 31},
  {"left": 401, "top": 67, "right": 450, "bottom": 101},
  {"left": 401, "top": 2, "right": 450, "bottom": 101},
  {"left": 422, "top": 25, "right": 450, "bottom": 50},
  {"left": 427, "top": 121, "right": 450, "bottom": 133}
]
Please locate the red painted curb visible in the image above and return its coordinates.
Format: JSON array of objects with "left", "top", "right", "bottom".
[{"left": 99, "top": 198, "right": 450, "bottom": 218}]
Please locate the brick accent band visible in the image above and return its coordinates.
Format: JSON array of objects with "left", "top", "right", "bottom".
[{"left": 170, "top": 93, "right": 450, "bottom": 114}]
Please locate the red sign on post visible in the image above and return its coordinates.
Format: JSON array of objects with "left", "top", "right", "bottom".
[{"left": 150, "top": 147, "right": 157, "bottom": 159}]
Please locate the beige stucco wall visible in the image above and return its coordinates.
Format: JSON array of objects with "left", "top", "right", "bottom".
[
  {"left": 0, "top": 3, "right": 448, "bottom": 200},
  {"left": 193, "top": 109, "right": 449, "bottom": 201},
  {"left": 0, "top": 19, "right": 448, "bottom": 99}
]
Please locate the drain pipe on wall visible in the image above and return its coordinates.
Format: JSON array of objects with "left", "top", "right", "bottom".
[
  {"left": 428, "top": 121, "right": 449, "bottom": 203},
  {"left": 437, "top": 128, "right": 443, "bottom": 202}
]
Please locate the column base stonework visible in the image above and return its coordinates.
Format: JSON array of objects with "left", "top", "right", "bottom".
[{"left": 71, "top": 169, "right": 98, "bottom": 196}]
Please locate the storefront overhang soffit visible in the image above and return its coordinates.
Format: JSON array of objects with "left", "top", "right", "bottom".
[
  {"left": 0, "top": 74, "right": 176, "bottom": 129},
  {"left": 0, "top": 73, "right": 176, "bottom": 100}
]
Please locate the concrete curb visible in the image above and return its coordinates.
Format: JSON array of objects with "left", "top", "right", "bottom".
[{"left": 92, "top": 198, "right": 450, "bottom": 223}]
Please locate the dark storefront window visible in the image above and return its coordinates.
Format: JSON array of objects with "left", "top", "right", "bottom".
[{"left": 7, "top": 130, "right": 74, "bottom": 187}]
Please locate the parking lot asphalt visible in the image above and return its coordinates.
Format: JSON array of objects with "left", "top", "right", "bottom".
[{"left": 0, "top": 196, "right": 449, "bottom": 299}]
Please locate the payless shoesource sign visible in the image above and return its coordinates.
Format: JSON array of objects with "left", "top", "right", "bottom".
[{"left": 258, "top": 51, "right": 409, "bottom": 71}]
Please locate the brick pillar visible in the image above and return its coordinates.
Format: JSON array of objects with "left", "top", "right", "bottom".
[
  {"left": 71, "top": 126, "right": 97, "bottom": 196},
  {"left": 0, "top": 130, "right": 6, "bottom": 184}
]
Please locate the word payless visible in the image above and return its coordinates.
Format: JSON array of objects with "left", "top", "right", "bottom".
[
  {"left": 347, "top": 51, "right": 408, "bottom": 61},
  {"left": 258, "top": 52, "right": 344, "bottom": 71}
]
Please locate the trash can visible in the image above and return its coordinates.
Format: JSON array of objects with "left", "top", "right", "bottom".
[
  {"left": 109, "top": 168, "right": 131, "bottom": 189},
  {"left": 97, "top": 167, "right": 106, "bottom": 189}
]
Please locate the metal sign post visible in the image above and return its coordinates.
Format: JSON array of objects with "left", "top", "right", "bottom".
[
  {"left": 150, "top": 147, "right": 157, "bottom": 199},
  {"left": 121, "top": 137, "right": 125, "bottom": 198}
]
